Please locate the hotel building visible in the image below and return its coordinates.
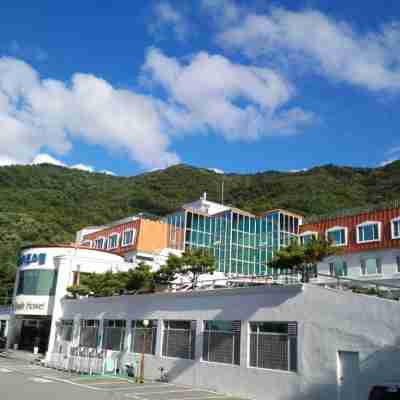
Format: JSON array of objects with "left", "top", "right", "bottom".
[{"left": 301, "top": 202, "right": 400, "bottom": 285}]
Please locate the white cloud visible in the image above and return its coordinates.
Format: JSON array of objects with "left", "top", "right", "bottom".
[
  {"left": 379, "top": 158, "right": 397, "bottom": 167},
  {"left": 209, "top": 167, "right": 224, "bottom": 174},
  {"left": 70, "top": 163, "right": 94, "bottom": 172},
  {"left": 218, "top": 7, "right": 400, "bottom": 92},
  {"left": 31, "top": 153, "right": 116, "bottom": 175},
  {"left": 143, "top": 48, "right": 314, "bottom": 141},
  {"left": 0, "top": 155, "right": 18, "bottom": 166},
  {"left": 0, "top": 56, "right": 179, "bottom": 170},
  {"left": 150, "top": 2, "right": 189, "bottom": 41},
  {"left": 289, "top": 168, "right": 308, "bottom": 173},
  {"left": 32, "top": 153, "right": 66, "bottom": 167},
  {"left": 99, "top": 169, "right": 116, "bottom": 176}
]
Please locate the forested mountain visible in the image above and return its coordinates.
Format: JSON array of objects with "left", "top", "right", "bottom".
[{"left": 1, "top": 160, "right": 400, "bottom": 298}]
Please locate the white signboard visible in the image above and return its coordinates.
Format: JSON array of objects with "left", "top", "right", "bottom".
[{"left": 14, "top": 296, "right": 53, "bottom": 316}]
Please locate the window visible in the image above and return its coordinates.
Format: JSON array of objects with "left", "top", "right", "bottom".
[
  {"left": 397, "top": 256, "right": 400, "bottom": 273},
  {"left": 131, "top": 320, "right": 157, "bottom": 355},
  {"left": 0, "top": 320, "right": 6, "bottom": 337},
  {"left": 357, "top": 221, "right": 381, "bottom": 243},
  {"left": 300, "top": 231, "right": 318, "bottom": 246},
  {"left": 361, "top": 258, "right": 382, "bottom": 275},
  {"left": 162, "top": 320, "right": 195, "bottom": 360},
  {"left": 59, "top": 320, "right": 74, "bottom": 342},
  {"left": 94, "top": 237, "right": 104, "bottom": 249},
  {"left": 249, "top": 322, "right": 297, "bottom": 372},
  {"left": 102, "top": 320, "right": 126, "bottom": 351},
  {"left": 108, "top": 234, "right": 119, "bottom": 249},
  {"left": 326, "top": 227, "right": 347, "bottom": 246},
  {"left": 122, "top": 230, "right": 136, "bottom": 246},
  {"left": 17, "top": 269, "right": 58, "bottom": 296},
  {"left": 136, "top": 255, "right": 154, "bottom": 262},
  {"left": 329, "top": 261, "right": 348, "bottom": 276},
  {"left": 202, "top": 320, "right": 240, "bottom": 365},
  {"left": 79, "top": 320, "right": 99, "bottom": 348},
  {"left": 391, "top": 218, "right": 400, "bottom": 239}
]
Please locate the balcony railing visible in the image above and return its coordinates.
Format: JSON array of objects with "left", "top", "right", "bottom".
[{"left": 312, "top": 273, "right": 400, "bottom": 300}]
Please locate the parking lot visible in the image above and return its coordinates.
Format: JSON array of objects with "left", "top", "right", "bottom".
[{"left": 0, "top": 357, "right": 244, "bottom": 400}]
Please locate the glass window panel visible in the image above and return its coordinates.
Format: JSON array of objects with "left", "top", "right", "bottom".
[
  {"left": 192, "top": 214, "right": 199, "bottom": 230},
  {"left": 203, "top": 320, "right": 241, "bottom": 365},
  {"left": 327, "top": 229, "right": 345, "bottom": 245},
  {"left": 278, "top": 214, "right": 283, "bottom": 230},
  {"left": 393, "top": 220, "right": 400, "bottom": 237},
  {"left": 359, "top": 224, "right": 379, "bottom": 242},
  {"left": 249, "top": 322, "right": 297, "bottom": 372},
  {"left": 186, "top": 212, "right": 192, "bottom": 229},
  {"left": 17, "top": 270, "right": 58, "bottom": 296},
  {"left": 162, "top": 320, "right": 195, "bottom": 360},
  {"left": 365, "top": 258, "right": 378, "bottom": 274}
]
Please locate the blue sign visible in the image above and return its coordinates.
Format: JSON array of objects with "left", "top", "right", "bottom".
[{"left": 18, "top": 253, "right": 46, "bottom": 267}]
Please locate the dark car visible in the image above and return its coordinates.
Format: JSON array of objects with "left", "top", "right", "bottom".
[{"left": 369, "top": 385, "right": 400, "bottom": 400}]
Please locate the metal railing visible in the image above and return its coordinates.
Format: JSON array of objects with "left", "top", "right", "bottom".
[
  {"left": 47, "top": 347, "right": 126, "bottom": 375},
  {"left": 170, "top": 274, "right": 303, "bottom": 292},
  {"left": 312, "top": 273, "right": 400, "bottom": 300}
]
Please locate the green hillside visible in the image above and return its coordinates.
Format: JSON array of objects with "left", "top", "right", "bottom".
[{"left": 1, "top": 161, "right": 400, "bottom": 299}]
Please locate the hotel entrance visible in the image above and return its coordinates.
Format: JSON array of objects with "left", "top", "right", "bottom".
[{"left": 18, "top": 317, "right": 51, "bottom": 353}]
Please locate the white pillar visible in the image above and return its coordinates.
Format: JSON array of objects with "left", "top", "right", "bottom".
[
  {"left": 239, "top": 320, "right": 248, "bottom": 368},
  {"left": 194, "top": 319, "right": 203, "bottom": 361},
  {"left": 155, "top": 319, "right": 163, "bottom": 357}
]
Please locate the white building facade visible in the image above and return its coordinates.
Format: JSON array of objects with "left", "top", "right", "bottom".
[
  {"left": 48, "top": 284, "right": 400, "bottom": 400},
  {"left": 6, "top": 245, "right": 131, "bottom": 353}
]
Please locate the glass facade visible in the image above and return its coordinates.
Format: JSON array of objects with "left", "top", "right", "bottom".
[
  {"left": 166, "top": 207, "right": 301, "bottom": 276},
  {"left": 17, "top": 269, "right": 58, "bottom": 296}
]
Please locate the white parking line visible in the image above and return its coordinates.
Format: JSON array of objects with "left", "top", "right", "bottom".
[
  {"left": 105, "top": 385, "right": 177, "bottom": 392},
  {"left": 29, "top": 377, "right": 54, "bottom": 383},
  {"left": 127, "top": 389, "right": 196, "bottom": 395},
  {"left": 157, "top": 398, "right": 229, "bottom": 400},
  {"left": 41, "top": 375, "right": 107, "bottom": 391},
  {"left": 0, "top": 368, "right": 11, "bottom": 373}
]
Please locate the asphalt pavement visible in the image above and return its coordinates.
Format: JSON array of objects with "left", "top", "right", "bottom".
[{"left": 0, "top": 356, "right": 244, "bottom": 400}]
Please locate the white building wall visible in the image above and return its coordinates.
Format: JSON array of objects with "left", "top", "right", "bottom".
[
  {"left": 8, "top": 246, "right": 131, "bottom": 351},
  {"left": 59, "top": 284, "right": 400, "bottom": 400},
  {"left": 317, "top": 248, "right": 400, "bottom": 284}
]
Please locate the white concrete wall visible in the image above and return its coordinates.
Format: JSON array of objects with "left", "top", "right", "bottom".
[
  {"left": 318, "top": 248, "right": 400, "bottom": 283},
  {"left": 60, "top": 284, "right": 400, "bottom": 400}
]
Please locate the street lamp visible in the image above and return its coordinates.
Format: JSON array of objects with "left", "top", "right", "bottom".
[{"left": 138, "top": 319, "right": 149, "bottom": 384}]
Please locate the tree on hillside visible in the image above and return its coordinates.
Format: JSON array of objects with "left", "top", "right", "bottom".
[
  {"left": 155, "top": 249, "right": 215, "bottom": 288},
  {"left": 270, "top": 238, "right": 339, "bottom": 283},
  {"left": 67, "top": 270, "right": 126, "bottom": 298},
  {"left": 66, "top": 264, "right": 156, "bottom": 298},
  {"left": 125, "top": 263, "right": 155, "bottom": 293}
]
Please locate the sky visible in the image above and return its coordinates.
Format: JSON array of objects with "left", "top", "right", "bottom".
[{"left": 0, "top": 0, "right": 400, "bottom": 176}]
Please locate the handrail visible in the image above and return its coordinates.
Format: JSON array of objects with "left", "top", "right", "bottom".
[
  {"left": 316, "top": 273, "right": 400, "bottom": 289},
  {"left": 314, "top": 273, "right": 400, "bottom": 298}
]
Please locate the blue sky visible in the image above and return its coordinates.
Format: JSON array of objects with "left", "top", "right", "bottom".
[{"left": 0, "top": 0, "right": 399, "bottom": 175}]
